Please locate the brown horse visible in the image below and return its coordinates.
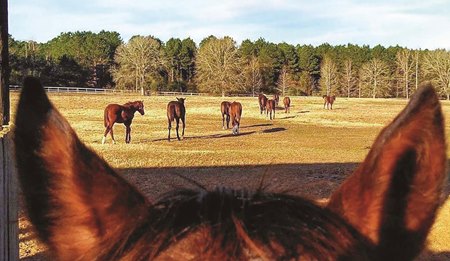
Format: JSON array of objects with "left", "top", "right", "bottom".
[
  {"left": 323, "top": 95, "right": 336, "bottom": 110},
  {"left": 283, "top": 96, "right": 291, "bottom": 113},
  {"left": 14, "top": 77, "right": 447, "bottom": 261},
  {"left": 230, "top": 101, "right": 242, "bottom": 135},
  {"left": 273, "top": 93, "right": 280, "bottom": 106},
  {"left": 102, "top": 100, "right": 144, "bottom": 144},
  {"left": 266, "top": 99, "right": 276, "bottom": 120},
  {"left": 258, "top": 93, "right": 268, "bottom": 114},
  {"left": 167, "top": 97, "right": 186, "bottom": 141},
  {"left": 220, "top": 101, "right": 232, "bottom": 129}
]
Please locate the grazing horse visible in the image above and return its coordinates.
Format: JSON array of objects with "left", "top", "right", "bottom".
[
  {"left": 167, "top": 97, "right": 186, "bottom": 141},
  {"left": 323, "top": 95, "right": 336, "bottom": 110},
  {"left": 273, "top": 93, "right": 280, "bottom": 106},
  {"left": 230, "top": 101, "right": 242, "bottom": 135},
  {"left": 283, "top": 96, "right": 291, "bottom": 113},
  {"left": 102, "top": 100, "right": 144, "bottom": 144},
  {"left": 266, "top": 99, "right": 276, "bottom": 120},
  {"left": 220, "top": 101, "right": 232, "bottom": 129},
  {"left": 14, "top": 77, "right": 448, "bottom": 261},
  {"left": 258, "top": 93, "right": 268, "bottom": 114}
]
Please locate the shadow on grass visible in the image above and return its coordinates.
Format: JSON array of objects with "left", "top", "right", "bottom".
[
  {"left": 297, "top": 110, "right": 310, "bottom": 114},
  {"left": 279, "top": 116, "right": 296, "bottom": 120},
  {"left": 151, "top": 131, "right": 256, "bottom": 142},
  {"left": 262, "top": 127, "right": 286, "bottom": 133},
  {"left": 240, "top": 123, "right": 273, "bottom": 129}
]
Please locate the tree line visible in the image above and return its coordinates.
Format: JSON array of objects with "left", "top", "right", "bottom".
[{"left": 8, "top": 31, "right": 450, "bottom": 98}]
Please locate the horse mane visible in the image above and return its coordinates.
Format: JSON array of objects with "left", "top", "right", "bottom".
[{"left": 123, "top": 101, "right": 141, "bottom": 108}]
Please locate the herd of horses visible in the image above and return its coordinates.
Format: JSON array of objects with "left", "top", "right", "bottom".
[
  {"left": 15, "top": 77, "right": 447, "bottom": 260},
  {"left": 102, "top": 92, "right": 337, "bottom": 144}
]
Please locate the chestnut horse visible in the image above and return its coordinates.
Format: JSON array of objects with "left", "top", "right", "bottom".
[
  {"left": 15, "top": 77, "right": 447, "bottom": 261},
  {"left": 266, "top": 99, "right": 276, "bottom": 120},
  {"left": 220, "top": 101, "right": 231, "bottom": 129},
  {"left": 230, "top": 101, "right": 242, "bottom": 135},
  {"left": 102, "top": 100, "right": 144, "bottom": 144},
  {"left": 167, "top": 97, "right": 186, "bottom": 141},
  {"left": 283, "top": 96, "right": 291, "bottom": 113},
  {"left": 273, "top": 93, "right": 280, "bottom": 106},
  {"left": 323, "top": 95, "right": 336, "bottom": 110},
  {"left": 258, "top": 93, "right": 268, "bottom": 114}
]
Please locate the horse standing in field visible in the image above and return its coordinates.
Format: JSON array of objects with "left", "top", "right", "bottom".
[
  {"left": 258, "top": 93, "right": 268, "bottom": 114},
  {"left": 230, "top": 101, "right": 242, "bottom": 135},
  {"left": 220, "top": 101, "right": 232, "bottom": 129},
  {"left": 102, "top": 100, "right": 144, "bottom": 144},
  {"left": 273, "top": 93, "right": 280, "bottom": 106},
  {"left": 14, "top": 77, "right": 448, "bottom": 261},
  {"left": 266, "top": 99, "right": 276, "bottom": 120},
  {"left": 283, "top": 96, "right": 291, "bottom": 113},
  {"left": 167, "top": 97, "right": 186, "bottom": 141},
  {"left": 323, "top": 95, "right": 336, "bottom": 110}
]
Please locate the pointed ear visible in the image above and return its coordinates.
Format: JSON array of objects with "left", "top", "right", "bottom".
[
  {"left": 327, "top": 82, "right": 447, "bottom": 260},
  {"left": 14, "top": 77, "right": 150, "bottom": 260}
]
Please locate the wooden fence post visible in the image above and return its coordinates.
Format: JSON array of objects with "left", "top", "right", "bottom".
[{"left": 0, "top": 133, "right": 18, "bottom": 260}]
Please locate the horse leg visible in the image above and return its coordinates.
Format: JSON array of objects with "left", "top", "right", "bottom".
[
  {"left": 125, "top": 125, "right": 131, "bottom": 144},
  {"left": 102, "top": 126, "right": 111, "bottom": 144},
  {"left": 175, "top": 118, "right": 180, "bottom": 141},
  {"left": 181, "top": 117, "right": 185, "bottom": 139},
  {"left": 168, "top": 119, "right": 172, "bottom": 142},
  {"left": 109, "top": 123, "right": 116, "bottom": 144},
  {"left": 273, "top": 108, "right": 275, "bottom": 119},
  {"left": 222, "top": 113, "right": 225, "bottom": 129},
  {"left": 226, "top": 114, "right": 230, "bottom": 129}
]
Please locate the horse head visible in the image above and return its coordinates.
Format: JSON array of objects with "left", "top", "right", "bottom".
[{"left": 176, "top": 97, "right": 186, "bottom": 104}]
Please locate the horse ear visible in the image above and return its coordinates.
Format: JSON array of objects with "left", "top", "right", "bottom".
[
  {"left": 15, "top": 77, "right": 150, "bottom": 260},
  {"left": 327, "top": 83, "right": 446, "bottom": 260}
]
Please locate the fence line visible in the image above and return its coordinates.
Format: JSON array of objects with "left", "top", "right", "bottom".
[{"left": 9, "top": 85, "right": 256, "bottom": 97}]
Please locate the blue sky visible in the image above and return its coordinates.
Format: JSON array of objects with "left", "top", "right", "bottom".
[{"left": 9, "top": 0, "right": 450, "bottom": 49}]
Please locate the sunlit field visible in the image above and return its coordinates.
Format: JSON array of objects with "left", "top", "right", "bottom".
[{"left": 11, "top": 92, "right": 450, "bottom": 260}]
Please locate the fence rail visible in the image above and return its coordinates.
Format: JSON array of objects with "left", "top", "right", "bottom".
[{"left": 9, "top": 85, "right": 256, "bottom": 97}]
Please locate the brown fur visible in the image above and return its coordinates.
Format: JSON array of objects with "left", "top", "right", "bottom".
[
  {"left": 103, "top": 101, "right": 144, "bottom": 144},
  {"left": 258, "top": 94, "right": 268, "bottom": 114},
  {"left": 167, "top": 97, "right": 186, "bottom": 141},
  {"left": 230, "top": 101, "right": 242, "bottom": 135},
  {"left": 266, "top": 99, "right": 276, "bottom": 120},
  {"left": 15, "top": 77, "right": 447, "bottom": 261},
  {"left": 323, "top": 95, "right": 336, "bottom": 110},
  {"left": 221, "top": 101, "right": 232, "bottom": 129},
  {"left": 283, "top": 97, "right": 291, "bottom": 113},
  {"left": 273, "top": 94, "right": 280, "bottom": 106}
]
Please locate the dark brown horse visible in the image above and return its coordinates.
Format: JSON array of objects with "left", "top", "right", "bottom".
[
  {"left": 273, "top": 93, "right": 280, "bottom": 106},
  {"left": 102, "top": 100, "right": 144, "bottom": 144},
  {"left": 266, "top": 99, "right": 276, "bottom": 120},
  {"left": 14, "top": 77, "right": 447, "bottom": 261},
  {"left": 230, "top": 101, "right": 242, "bottom": 135},
  {"left": 220, "top": 101, "right": 232, "bottom": 129},
  {"left": 258, "top": 93, "right": 268, "bottom": 114},
  {"left": 323, "top": 95, "right": 336, "bottom": 110},
  {"left": 167, "top": 97, "right": 186, "bottom": 141},
  {"left": 283, "top": 96, "right": 291, "bottom": 113}
]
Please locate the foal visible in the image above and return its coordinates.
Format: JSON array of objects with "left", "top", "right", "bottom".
[
  {"left": 283, "top": 96, "right": 291, "bottom": 113},
  {"left": 220, "top": 101, "right": 232, "bottom": 129},
  {"left": 258, "top": 93, "right": 268, "bottom": 114},
  {"left": 102, "top": 100, "right": 144, "bottom": 144},
  {"left": 167, "top": 97, "right": 186, "bottom": 141},
  {"left": 15, "top": 77, "right": 447, "bottom": 261},
  {"left": 323, "top": 95, "right": 336, "bottom": 110},
  {"left": 230, "top": 101, "right": 242, "bottom": 135},
  {"left": 266, "top": 99, "right": 276, "bottom": 120}
]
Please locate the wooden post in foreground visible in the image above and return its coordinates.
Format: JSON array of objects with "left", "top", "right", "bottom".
[{"left": 0, "top": 0, "right": 18, "bottom": 260}]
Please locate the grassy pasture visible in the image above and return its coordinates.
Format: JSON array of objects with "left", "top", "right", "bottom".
[{"left": 11, "top": 92, "right": 450, "bottom": 260}]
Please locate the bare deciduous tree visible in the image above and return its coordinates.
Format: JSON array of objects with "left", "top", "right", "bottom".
[
  {"left": 320, "top": 56, "right": 338, "bottom": 96},
  {"left": 341, "top": 59, "right": 357, "bottom": 98},
  {"left": 243, "top": 55, "right": 262, "bottom": 96},
  {"left": 396, "top": 49, "right": 414, "bottom": 98},
  {"left": 360, "top": 58, "right": 390, "bottom": 98},
  {"left": 112, "top": 36, "right": 165, "bottom": 95},
  {"left": 196, "top": 37, "right": 243, "bottom": 96},
  {"left": 422, "top": 49, "right": 450, "bottom": 100},
  {"left": 277, "top": 65, "right": 296, "bottom": 96}
]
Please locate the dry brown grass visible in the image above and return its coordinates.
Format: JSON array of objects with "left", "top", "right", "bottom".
[{"left": 11, "top": 92, "right": 450, "bottom": 260}]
